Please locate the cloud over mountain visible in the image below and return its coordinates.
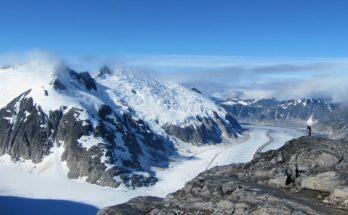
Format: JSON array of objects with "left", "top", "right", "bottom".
[{"left": 1, "top": 51, "right": 348, "bottom": 102}]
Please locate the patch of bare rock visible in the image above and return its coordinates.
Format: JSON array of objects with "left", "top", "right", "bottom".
[{"left": 98, "top": 136, "right": 348, "bottom": 215}]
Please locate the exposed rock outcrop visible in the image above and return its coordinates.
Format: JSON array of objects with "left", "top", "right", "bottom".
[
  {"left": 0, "top": 62, "right": 242, "bottom": 189},
  {"left": 0, "top": 90, "right": 53, "bottom": 163},
  {"left": 163, "top": 112, "right": 242, "bottom": 145},
  {"left": 0, "top": 90, "right": 176, "bottom": 188},
  {"left": 99, "top": 136, "right": 348, "bottom": 214}
]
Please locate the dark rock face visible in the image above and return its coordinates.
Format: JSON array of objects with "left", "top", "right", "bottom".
[
  {"left": 56, "top": 106, "right": 168, "bottom": 188},
  {"left": 0, "top": 90, "right": 53, "bottom": 163},
  {"left": 1, "top": 65, "right": 243, "bottom": 189},
  {"left": 96, "top": 66, "right": 113, "bottom": 78},
  {"left": 0, "top": 91, "right": 176, "bottom": 188},
  {"left": 163, "top": 112, "right": 242, "bottom": 145},
  {"left": 190, "top": 87, "right": 202, "bottom": 94},
  {"left": 99, "top": 136, "right": 348, "bottom": 214},
  {"left": 52, "top": 67, "right": 97, "bottom": 92},
  {"left": 78, "top": 71, "right": 97, "bottom": 91}
]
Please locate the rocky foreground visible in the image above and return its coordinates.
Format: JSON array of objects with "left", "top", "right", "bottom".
[{"left": 98, "top": 136, "right": 348, "bottom": 215}]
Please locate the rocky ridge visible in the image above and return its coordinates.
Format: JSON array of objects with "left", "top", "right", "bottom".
[
  {"left": 0, "top": 62, "right": 241, "bottom": 188},
  {"left": 219, "top": 98, "right": 333, "bottom": 124},
  {"left": 99, "top": 136, "right": 348, "bottom": 214},
  {"left": 218, "top": 97, "right": 348, "bottom": 138}
]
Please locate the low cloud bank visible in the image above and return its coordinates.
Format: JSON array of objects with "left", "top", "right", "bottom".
[
  {"left": 1, "top": 51, "right": 347, "bottom": 102},
  {"left": 126, "top": 55, "right": 348, "bottom": 102}
]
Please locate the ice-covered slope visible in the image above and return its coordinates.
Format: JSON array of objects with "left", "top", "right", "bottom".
[
  {"left": 96, "top": 66, "right": 241, "bottom": 144},
  {"left": 0, "top": 62, "right": 241, "bottom": 188},
  {"left": 0, "top": 62, "right": 176, "bottom": 188}
]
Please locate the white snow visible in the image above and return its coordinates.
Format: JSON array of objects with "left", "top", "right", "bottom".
[
  {"left": 0, "top": 62, "right": 305, "bottom": 209},
  {"left": 307, "top": 115, "right": 315, "bottom": 126},
  {"left": 23, "top": 111, "right": 31, "bottom": 122},
  {"left": 0, "top": 62, "right": 233, "bottom": 148},
  {"left": 0, "top": 125, "right": 303, "bottom": 209},
  {"left": 222, "top": 99, "right": 255, "bottom": 106},
  {"left": 96, "top": 71, "right": 227, "bottom": 127},
  {"left": 0, "top": 62, "right": 93, "bottom": 120},
  {"left": 77, "top": 135, "right": 104, "bottom": 151},
  {"left": 0, "top": 143, "right": 68, "bottom": 177}
]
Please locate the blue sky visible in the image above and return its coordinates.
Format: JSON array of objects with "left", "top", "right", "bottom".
[
  {"left": 1, "top": 0, "right": 348, "bottom": 57},
  {"left": 0, "top": 0, "right": 348, "bottom": 101}
]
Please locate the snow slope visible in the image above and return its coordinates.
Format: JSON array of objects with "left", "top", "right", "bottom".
[
  {"left": 0, "top": 61, "right": 241, "bottom": 189},
  {"left": 95, "top": 67, "right": 229, "bottom": 127},
  {"left": 0, "top": 62, "right": 106, "bottom": 127},
  {"left": 0, "top": 61, "right": 238, "bottom": 138},
  {"left": 0, "top": 125, "right": 303, "bottom": 209}
]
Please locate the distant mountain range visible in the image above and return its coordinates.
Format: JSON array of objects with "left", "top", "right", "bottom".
[
  {"left": 216, "top": 97, "right": 347, "bottom": 138},
  {"left": 0, "top": 62, "right": 241, "bottom": 188}
]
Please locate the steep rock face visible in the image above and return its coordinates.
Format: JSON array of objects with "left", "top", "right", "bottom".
[
  {"left": 0, "top": 90, "right": 53, "bottom": 163},
  {"left": 0, "top": 62, "right": 180, "bottom": 188},
  {"left": 0, "top": 90, "right": 176, "bottom": 188},
  {"left": 0, "top": 91, "right": 174, "bottom": 187},
  {"left": 56, "top": 107, "right": 174, "bottom": 188},
  {"left": 51, "top": 65, "right": 97, "bottom": 92},
  {"left": 99, "top": 136, "right": 348, "bottom": 214},
  {"left": 163, "top": 112, "right": 241, "bottom": 144}
]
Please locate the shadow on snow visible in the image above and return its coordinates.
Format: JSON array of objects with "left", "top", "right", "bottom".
[{"left": 0, "top": 196, "right": 98, "bottom": 215}]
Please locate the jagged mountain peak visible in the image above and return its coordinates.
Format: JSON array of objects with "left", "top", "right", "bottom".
[
  {"left": 0, "top": 60, "right": 242, "bottom": 188},
  {"left": 218, "top": 96, "right": 335, "bottom": 130},
  {"left": 51, "top": 63, "right": 97, "bottom": 92},
  {"left": 96, "top": 65, "right": 113, "bottom": 78},
  {"left": 95, "top": 65, "right": 130, "bottom": 79},
  {"left": 96, "top": 68, "right": 228, "bottom": 127}
]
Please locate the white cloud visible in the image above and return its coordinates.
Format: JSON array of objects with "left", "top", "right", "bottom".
[
  {"left": 0, "top": 50, "right": 59, "bottom": 66},
  {"left": 124, "top": 55, "right": 348, "bottom": 102},
  {"left": 1, "top": 51, "right": 348, "bottom": 102}
]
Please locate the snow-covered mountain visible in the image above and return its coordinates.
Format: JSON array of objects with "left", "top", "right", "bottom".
[
  {"left": 0, "top": 61, "right": 241, "bottom": 188},
  {"left": 218, "top": 97, "right": 334, "bottom": 125},
  {"left": 319, "top": 103, "right": 348, "bottom": 139},
  {"left": 95, "top": 66, "right": 241, "bottom": 144},
  {"left": 218, "top": 97, "right": 348, "bottom": 138}
]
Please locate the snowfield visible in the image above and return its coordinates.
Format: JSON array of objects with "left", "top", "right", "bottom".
[{"left": 0, "top": 125, "right": 304, "bottom": 209}]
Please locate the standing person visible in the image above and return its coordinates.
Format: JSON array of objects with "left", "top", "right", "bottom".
[{"left": 307, "top": 126, "right": 312, "bottom": 136}]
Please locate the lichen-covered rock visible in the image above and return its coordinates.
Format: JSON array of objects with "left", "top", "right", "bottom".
[
  {"left": 100, "top": 136, "right": 348, "bottom": 214},
  {"left": 97, "top": 196, "right": 162, "bottom": 215},
  {"left": 301, "top": 171, "right": 339, "bottom": 192}
]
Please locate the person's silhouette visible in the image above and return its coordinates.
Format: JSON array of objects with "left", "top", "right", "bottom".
[{"left": 307, "top": 126, "right": 312, "bottom": 136}]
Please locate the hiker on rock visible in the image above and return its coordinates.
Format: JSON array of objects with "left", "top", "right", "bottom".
[{"left": 307, "top": 126, "right": 312, "bottom": 136}]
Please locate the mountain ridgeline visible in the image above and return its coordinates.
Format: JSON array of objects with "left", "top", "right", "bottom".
[
  {"left": 0, "top": 62, "right": 242, "bottom": 188},
  {"left": 217, "top": 97, "right": 348, "bottom": 138}
]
